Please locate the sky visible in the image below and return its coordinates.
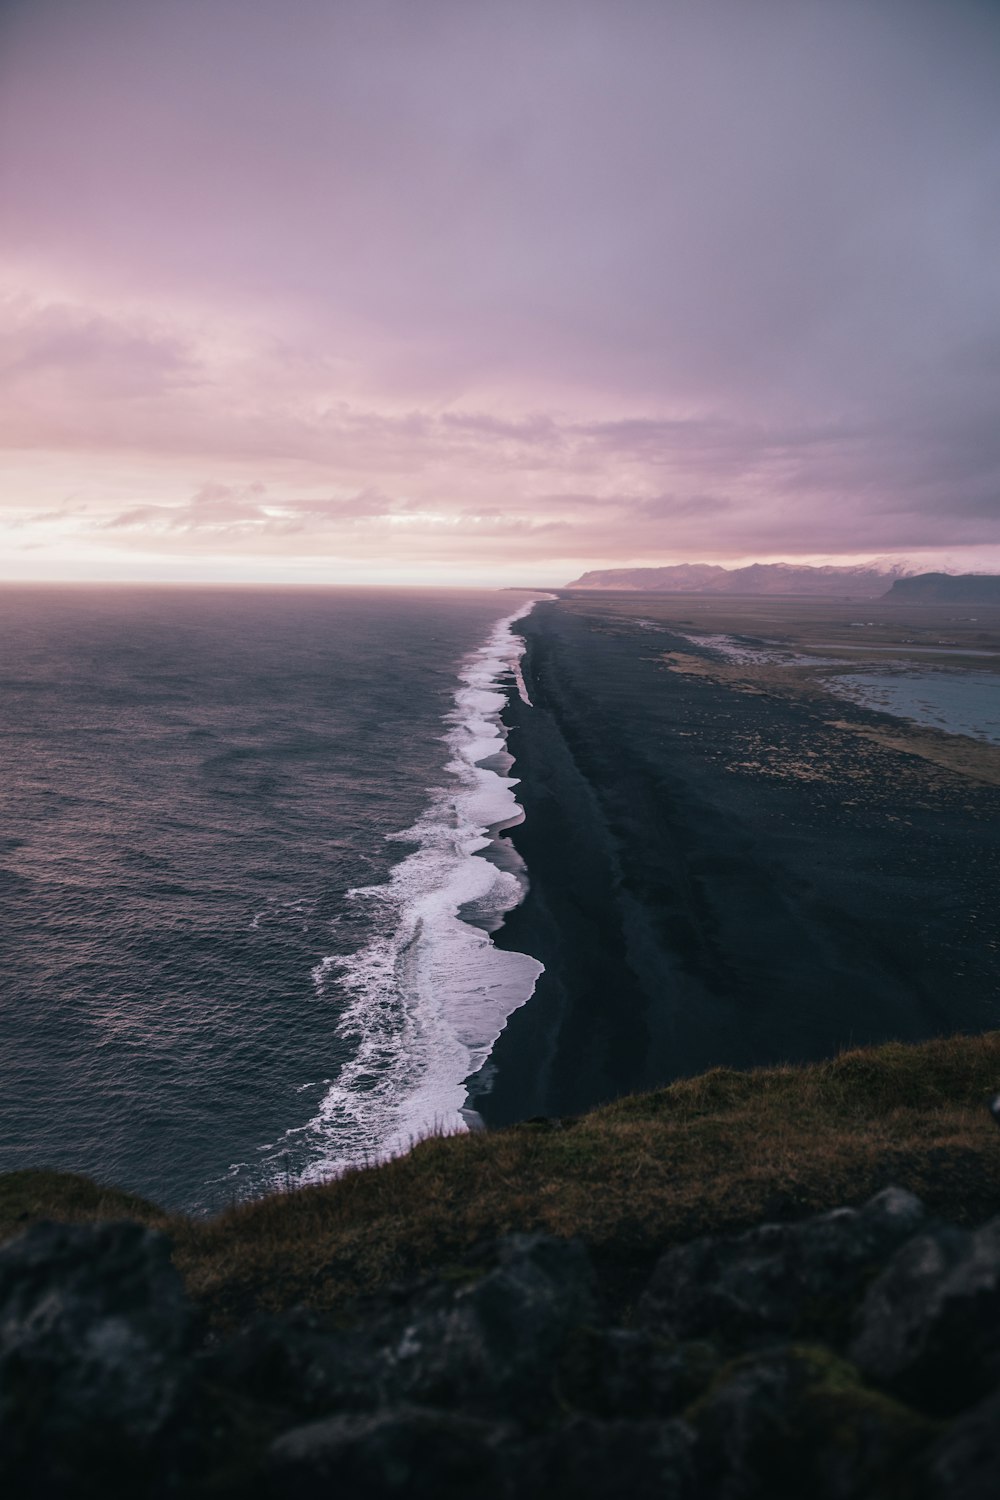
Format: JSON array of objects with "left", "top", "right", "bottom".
[{"left": 2, "top": 0, "right": 999, "bottom": 585}]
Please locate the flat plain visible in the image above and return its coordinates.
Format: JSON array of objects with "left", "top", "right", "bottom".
[{"left": 571, "top": 592, "right": 1000, "bottom": 786}]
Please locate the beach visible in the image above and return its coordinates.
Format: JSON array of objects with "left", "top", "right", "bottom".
[{"left": 474, "top": 595, "right": 1000, "bottom": 1123}]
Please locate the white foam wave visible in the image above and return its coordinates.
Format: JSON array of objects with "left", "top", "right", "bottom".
[{"left": 269, "top": 597, "right": 546, "bottom": 1185}]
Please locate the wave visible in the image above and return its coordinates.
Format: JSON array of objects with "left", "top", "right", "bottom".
[{"left": 260, "top": 597, "right": 545, "bottom": 1186}]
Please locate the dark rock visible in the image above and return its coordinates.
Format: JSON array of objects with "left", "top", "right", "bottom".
[
  {"left": 200, "top": 1308, "right": 384, "bottom": 1418},
  {"left": 558, "top": 1327, "right": 719, "bottom": 1418},
  {"left": 1, "top": 1205, "right": 984, "bottom": 1497},
  {"left": 921, "top": 1387, "right": 1000, "bottom": 1500},
  {"left": 690, "top": 1346, "right": 933, "bottom": 1500},
  {"left": 851, "top": 1216, "right": 1000, "bottom": 1412},
  {"left": 207, "top": 1232, "right": 596, "bottom": 1429},
  {"left": 693, "top": 1350, "right": 800, "bottom": 1499},
  {"left": 0, "top": 1219, "right": 196, "bottom": 1492},
  {"left": 515, "top": 1416, "right": 696, "bottom": 1500},
  {"left": 268, "top": 1405, "right": 510, "bottom": 1500},
  {"left": 378, "top": 1232, "right": 597, "bottom": 1417},
  {"left": 639, "top": 1187, "right": 925, "bottom": 1346}
]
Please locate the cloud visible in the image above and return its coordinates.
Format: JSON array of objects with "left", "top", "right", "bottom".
[
  {"left": 0, "top": 295, "right": 194, "bottom": 398},
  {"left": 98, "top": 482, "right": 401, "bottom": 536},
  {"left": 1, "top": 0, "right": 998, "bottom": 578}
]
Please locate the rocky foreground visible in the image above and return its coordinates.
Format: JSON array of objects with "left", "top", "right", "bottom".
[{"left": 3, "top": 1185, "right": 1000, "bottom": 1498}]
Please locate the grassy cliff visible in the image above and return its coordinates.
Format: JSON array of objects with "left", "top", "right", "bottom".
[{"left": 3, "top": 1031, "right": 1000, "bottom": 1324}]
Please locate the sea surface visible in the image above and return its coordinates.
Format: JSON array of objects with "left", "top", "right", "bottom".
[{"left": 0, "top": 586, "right": 542, "bottom": 1211}]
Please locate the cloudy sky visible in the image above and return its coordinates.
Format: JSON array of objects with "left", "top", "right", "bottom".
[{"left": 2, "top": 0, "right": 999, "bottom": 583}]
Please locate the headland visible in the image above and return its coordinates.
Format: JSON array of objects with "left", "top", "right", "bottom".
[{"left": 4, "top": 1030, "right": 1000, "bottom": 1496}]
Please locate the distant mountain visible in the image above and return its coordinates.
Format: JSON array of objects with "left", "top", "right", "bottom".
[
  {"left": 566, "top": 562, "right": 910, "bottom": 597},
  {"left": 882, "top": 572, "right": 1000, "bottom": 603},
  {"left": 567, "top": 564, "right": 726, "bottom": 592}
]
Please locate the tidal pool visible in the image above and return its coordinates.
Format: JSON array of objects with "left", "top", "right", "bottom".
[{"left": 826, "top": 669, "right": 1000, "bottom": 746}]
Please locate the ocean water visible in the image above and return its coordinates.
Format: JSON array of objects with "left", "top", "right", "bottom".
[
  {"left": 0, "top": 586, "right": 542, "bottom": 1211},
  {"left": 827, "top": 669, "right": 1000, "bottom": 746}
]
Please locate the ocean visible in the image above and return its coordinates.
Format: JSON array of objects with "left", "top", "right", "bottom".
[{"left": 0, "top": 586, "right": 543, "bottom": 1211}]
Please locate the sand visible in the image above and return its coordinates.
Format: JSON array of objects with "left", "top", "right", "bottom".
[{"left": 472, "top": 596, "right": 1000, "bottom": 1124}]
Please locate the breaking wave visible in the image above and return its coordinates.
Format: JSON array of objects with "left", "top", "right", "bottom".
[{"left": 260, "top": 599, "right": 544, "bottom": 1184}]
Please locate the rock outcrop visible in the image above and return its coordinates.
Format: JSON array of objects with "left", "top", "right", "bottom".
[
  {"left": 3, "top": 1191, "right": 1000, "bottom": 1496},
  {"left": 882, "top": 572, "right": 1000, "bottom": 603},
  {"left": 0, "top": 1221, "right": 199, "bottom": 1493}
]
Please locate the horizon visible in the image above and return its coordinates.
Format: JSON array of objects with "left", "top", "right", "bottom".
[
  {"left": 0, "top": 557, "right": 992, "bottom": 593},
  {"left": 3, "top": 0, "right": 999, "bottom": 585}
]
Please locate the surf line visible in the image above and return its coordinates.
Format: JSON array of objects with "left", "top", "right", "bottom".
[{"left": 286, "top": 596, "right": 550, "bottom": 1186}]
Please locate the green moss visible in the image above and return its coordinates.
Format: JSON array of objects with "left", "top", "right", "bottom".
[
  {"left": 792, "top": 1347, "right": 940, "bottom": 1493},
  {"left": 686, "top": 1345, "right": 938, "bottom": 1498}
]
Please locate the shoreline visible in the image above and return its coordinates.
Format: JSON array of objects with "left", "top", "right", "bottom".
[
  {"left": 271, "top": 597, "right": 545, "bottom": 1183},
  {"left": 472, "top": 597, "right": 1000, "bottom": 1124}
]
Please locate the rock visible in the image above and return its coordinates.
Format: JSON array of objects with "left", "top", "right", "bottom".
[
  {"left": 200, "top": 1308, "right": 384, "bottom": 1418},
  {"left": 379, "top": 1232, "right": 597, "bottom": 1417},
  {"left": 1, "top": 1204, "right": 984, "bottom": 1497},
  {"left": 0, "top": 1219, "right": 196, "bottom": 1491},
  {"left": 921, "top": 1387, "right": 1000, "bottom": 1500},
  {"left": 558, "top": 1327, "right": 719, "bottom": 1418},
  {"left": 639, "top": 1187, "right": 925, "bottom": 1346},
  {"left": 208, "top": 1232, "right": 597, "bottom": 1429},
  {"left": 693, "top": 1349, "right": 801, "bottom": 1499},
  {"left": 268, "top": 1405, "right": 510, "bottom": 1500},
  {"left": 690, "top": 1346, "right": 932, "bottom": 1500},
  {"left": 515, "top": 1416, "right": 696, "bottom": 1500},
  {"left": 851, "top": 1216, "right": 1000, "bottom": 1412}
]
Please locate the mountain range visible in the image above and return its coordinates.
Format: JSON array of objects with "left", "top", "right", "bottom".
[{"left": 565, "top": 562, "right": 911, "bottom": 597}]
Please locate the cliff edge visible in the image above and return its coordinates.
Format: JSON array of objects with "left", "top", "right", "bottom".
[{"left": 3, "top": 1031, "right": 1000, "bottom": 1498}]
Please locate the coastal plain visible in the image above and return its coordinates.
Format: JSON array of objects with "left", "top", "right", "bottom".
[{"left": 478, "top": 593, "right": 1000, "bottom": 1125}]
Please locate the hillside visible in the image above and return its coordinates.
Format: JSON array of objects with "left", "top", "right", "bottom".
[
  {"left": 883, "top": 572, "right": 1000, "bottom": 603},
  {"left": 4, "top": 1032, "right": 1000, "bottom": 1316},
  {"left": 4, "top": 1031, "right": 1000, "bottom": 1497}
]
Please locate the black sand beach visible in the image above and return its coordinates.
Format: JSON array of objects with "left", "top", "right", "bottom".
[{"left": 473, "top": 596, "right": 1000, "bottom": 1123}]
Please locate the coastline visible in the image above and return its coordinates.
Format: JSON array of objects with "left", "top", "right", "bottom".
[
  {"left": 473, "top": 597, "right": 1000, "bottom": 1124},
  {"left": 267, "top": 596, "right": 545, "bottom": 1185}
]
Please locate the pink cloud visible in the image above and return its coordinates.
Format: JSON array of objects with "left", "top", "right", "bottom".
[{"left": 0, "top": 1, "right": 998, "bottom": 580}]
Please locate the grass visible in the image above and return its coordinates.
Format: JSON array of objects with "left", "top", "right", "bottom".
[
  {"left": 3, "top": 1032, "right": 1000, "bottom": 1325},
  {"left": 0, "top": 1170, "right": 165, "bottom": 1236}
]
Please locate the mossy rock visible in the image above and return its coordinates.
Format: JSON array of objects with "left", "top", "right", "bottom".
[{"left": 690, "top": 1346, "right": 938, "bottom": 1500}]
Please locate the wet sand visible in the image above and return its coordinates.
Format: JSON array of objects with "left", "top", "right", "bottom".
[{"left": 471, "top": 596, "right": 1000, "bottom": 1124}]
